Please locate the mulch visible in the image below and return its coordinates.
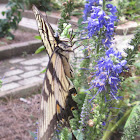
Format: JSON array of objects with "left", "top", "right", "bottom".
[{"left": 0, "top": 94, "right": 41, "bottom": 140}]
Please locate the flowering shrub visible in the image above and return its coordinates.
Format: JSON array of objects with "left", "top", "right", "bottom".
[
  {"left": 68, "top": 0, "right": 140, "bottom": 140},
  {"left": 81, "top": 0, "right": 127, "bottom": 100},
  {"left": 34, "top": 0, "right": 140, "bottom": 139}
]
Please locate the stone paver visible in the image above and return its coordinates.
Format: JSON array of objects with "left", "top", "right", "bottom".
[
  {"left": 1, "top": 82, "right": 20, "bottom": 91},
  {"left": 40, "top": 57, "right": 49, "bottom": 62},
  {"left": 39, "top": 74, "right": 45, "bottom": 79},
  {"left": 9, "top": 58, "right": 25, "bottom": 63},
  {"left": 0, "top": 53, "right": 47, "bottom": 94},
  {"left": 4, "top": 69, "right": 24, "bottom": 77},
  {"left": 114, "top": 34, "right": 134, "bottom": 52},
  {"left": 3, "top": 75, "right": 22, "bottom": 84},
  {"left": 20, "top": 70, "right": 40, "bottom": 78},
  {"left": 24, "top": 66, "right": 38, "bottom": 71},
  {"left": 19, "top": 17, "right": 58, "bottom": 32},
  {"left": 18, "top": 76, "right": 42, "bottom": 85},
  {"left": 20, "top": 58, "right": 42, "bottom": 65},
  {"left": 41, "top": 61, "right": 49, "bottom": 67}
]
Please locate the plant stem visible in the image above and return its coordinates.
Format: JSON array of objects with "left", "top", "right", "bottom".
[
  {"left": 102, "top": 108, "right": 132, "bottom": 140},
  {"left": 103, "top": 0, "right": 106, "bottom": 11},
  {"left": 96, "top": 44, "right": 99, "bottom": 54}
]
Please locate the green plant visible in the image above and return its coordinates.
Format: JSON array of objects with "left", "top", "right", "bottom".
[
  {"left": 134, "top": 53, "right": 140, "bottom": 75},
  {"left": 58, "top": 0, "right": 74, "bottom": 34},
  {"left": 124, "top": 27, "right": 140, "bottom": 65},
  {"left": 0, "top": 79, "right": 2, "bottom": 88},
  {"left": 22, "top": 51, "right": 28, "bottom": 57},
  {"left": 69, "top": 1, "right": 140, "bottom": 140},
  {"left": 121, "top": 104, "right": 140, "bottom": 140},
  {"left": 24, "top": 0, "right": 52, "bottom": 11},
  {"left": 117, "top": 0, "right": 140, "bottom": 20},
  {"left": 0, "top": 0, "right": 24, "bottom": 38}
]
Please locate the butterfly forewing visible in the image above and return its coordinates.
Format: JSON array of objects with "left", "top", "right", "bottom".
[
  {"left": 32, "top": 5, "right": 57, "bottom": 57},
  {"left": 33, "top": 5, "right": 77, "bottom": 140}
]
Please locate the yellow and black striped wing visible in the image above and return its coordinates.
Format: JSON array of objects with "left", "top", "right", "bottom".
[
  {"left": 40, "top": 52, "right": 76, "bottom": 139},
  {"left": 32, "top": 5, "right": 57, "bottom": 57},
  {"left": 33, "top": 5, "right": 77, "bottom": 140}
]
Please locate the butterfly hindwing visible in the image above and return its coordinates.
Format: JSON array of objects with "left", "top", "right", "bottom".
[{"left": 40, "top": 52, "right": 76, "bottom": 139}]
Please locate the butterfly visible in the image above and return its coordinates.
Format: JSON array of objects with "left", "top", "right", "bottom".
[{"left": 32, "top": 5, "right": 77, "bottom": 140}]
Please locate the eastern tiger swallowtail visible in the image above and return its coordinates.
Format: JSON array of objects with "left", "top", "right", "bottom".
[{"left": 32, "top": 5, "right": 77, "bottom": 140}]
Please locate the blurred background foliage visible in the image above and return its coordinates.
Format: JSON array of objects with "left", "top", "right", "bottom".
[
  {"left": 116, "top": 0, "right": 140, "bottom": 21},
  {"left": 0, "top": 0, "right": 24, "bottom": 38},
  {"left": 0, "top": 0, "right": 140, "bottom": 38}
]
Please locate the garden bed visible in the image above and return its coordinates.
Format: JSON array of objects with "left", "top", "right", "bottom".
[
  {"left": 22, "top": 9, "right": 139, "bottom": 35},
  {"left": 0, "top": 29, "right": 37, "bottom": 47},
  {"left": 0, "top": 29, "right": 42, "bottom": 60},
  {"left": 0, "top": 0, "right": 8, "bottom": 3},
  {"left": 21, "top": 9, "right": 78, "bottom": 28},
  {"left": 0, "top": 94, "right": 41, "bottom": 140}
]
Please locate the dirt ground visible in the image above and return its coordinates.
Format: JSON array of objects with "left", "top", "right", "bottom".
[
  {"left": 0, "top": 94, "right": 41, "bottom": 140},
  {"left": 0, "top": 29, "right": 38, "bottom": 47}
]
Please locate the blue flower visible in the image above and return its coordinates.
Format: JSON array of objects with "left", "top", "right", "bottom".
[
  {"left": 83, "top": 3, "right": 92, "bottom": 20},
  {"left": 89, "top": 48, "right": 127, "bottom": 100},
  {"left": 83, "top": 1, "right": 118, "bottom": 48},
  {"left": 102, "top": 122, "right": 106, "bottom": 126},
  {"left": 113, "top": 64, "right": 122, "bottom": 74},
  {"left": 120, "top": 60, "right": 127, "bottom": 66},
  {"left": 106, "top": 4, "right": 117, "bottom": 15},
  {"left": 106, "top": 4, "right": 113, "bottom": 8},
  {"left": 83, "top": 0, "right": 102, "bottom": 20}
]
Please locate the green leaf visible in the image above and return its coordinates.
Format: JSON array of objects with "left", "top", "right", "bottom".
[
  {"left": 68, "top": 132, "right": 72, "bottom": 140},
  {"left": 73, "top": 130, "right": 84, "bottom": 140},
  {"left": 60, "top": 23, "right": 71, "bottom": 38},
  {"left": 122, "top": 104, "right": 140, "bottom": 140},
  {"left": 124, "top": 104, "right": 140, "bottom": 128},
  {"left": 60, "top": 127, "right": 69, "bottom": 140},
  {"left": 35, "top": 45, "right": 45, "bottom": 54},
  {"left": 34, "top": 35, "right": 42, "bottom": 40},
  {"left": 28, "top": 130, "right": 37, "bottom": 139},
  {"left": 41, "top": 68, "right": 47, "bottom": 74},
  {"left": 2, "top": 11, "right": 5, "bottom": 16},
  {"left": 0, "top": 42, "right": 5, "bottom": 45},
  {"left": 134, "top": 61, "right": 140, "bottom": 68},
  {"left": 6, "top": 36, "right": 13, "bottom": 40},
  {"left": 78, "top": 17, "right": 83, "bottom": 25},
  {"left": 0, "top": 80, "right": 2, "bottom": 88},
  {"left": 19, "top": 3, "right": 24, "bottom": 10}
]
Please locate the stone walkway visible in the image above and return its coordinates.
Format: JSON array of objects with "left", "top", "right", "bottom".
[
  {"left": 19, "top": 17, "right": 57, "bottom": 33},
  {"left": 0, "top": 4, "right": 135, "bottom": 97},
  {"left": 0, "top": 53, "right": 49, "bottom": 96},
  {"left": 0, "top": 53, "right": 47, "bottom": 89}
]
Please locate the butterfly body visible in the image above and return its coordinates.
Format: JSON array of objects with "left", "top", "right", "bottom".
[{"left": 33, "top": 5, "right": 77, "bottom": 140}]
